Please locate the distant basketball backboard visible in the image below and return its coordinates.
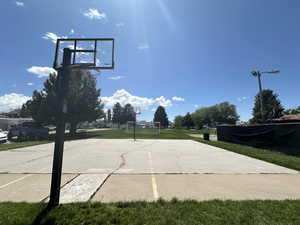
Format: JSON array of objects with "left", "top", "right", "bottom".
[{"left": 53, "top": 38, "right": 114, "bottom": 70}]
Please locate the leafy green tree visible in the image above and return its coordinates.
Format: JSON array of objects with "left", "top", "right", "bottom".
[
  {"left": 153, "top": 106, "right": 169, "bottom": 128},
  {"left": 214, "top": 102, "right": 239, "bottom": 125},
  {"left": 191, "top": 112, "right": 204, "bottom": 129},
  {"left": 174, "top": 115, "right": 184, "bottom": 129},
  {"left": 182, "top": 113, "right": 194, "bottom": 129},
  {"left": 112, "top": 103, "right": 122, "bottom": 128},
  {"left": 21, "top": 70, "right": 104, "bottom": 136},
  {"left": 250, "top": 89, "right": 284, "bottom": 124},
  {"left": 191, "top": 102, "right": 239, "bottom": 127},
  {"left": 284, "top": 106, "right": 300, "bottom": 115}
]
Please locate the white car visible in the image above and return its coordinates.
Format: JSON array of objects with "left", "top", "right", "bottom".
[{"left": 0, "top": 129, "right": 8, "bottom": 144}]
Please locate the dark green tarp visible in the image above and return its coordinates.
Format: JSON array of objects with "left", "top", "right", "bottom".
[{"left": 217, "top": 123, "right": 300, "bottom": 149}]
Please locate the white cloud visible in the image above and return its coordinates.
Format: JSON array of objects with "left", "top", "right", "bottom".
[
  {"left": 42, "top": 32, "right": 67, "bottom": 44},
  {"left": 155, "top": 96, "right": 172, "bottom": 107},
  {"left": 108, "top": 76, "right": 125, "bottom": 80},
  {"left": 172, "top": 96, "right": 185, "bottom": 102},
  {"left": 0, "top": 93, "right": 31, "bottom": 113},
  {"left": 137, "top": 43, "right": 150, "bottom": 50},
  {"left": 101, "top": 89, "right": 172, "bottom": 111},
  {"left": 237, "top": 97, "right": 248, "bottom": 102},
  {"left": 69, "top": 29, "right": 75, "bottom": 34},
  {"left": 27, "top": 82, "right": 34, "bottom": 86},
  {"left": 83, "top": 8, "right": 106, "bottom": 20},
  {"left": 27, "top": 66, "right": 57, "bottom": 78},
  {"left": 116, "top": 22, "right": 125, "bottom": 27},
  {"left": 194, "top": 104, "right": 199, "bottom": 108},
  {"left": 15, "top": 1, "right": 24, "bottom": 6}
]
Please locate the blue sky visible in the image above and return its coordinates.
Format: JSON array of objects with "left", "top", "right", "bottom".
[{"left": 0, "top": 0, "right": 299, "bottom": 121}]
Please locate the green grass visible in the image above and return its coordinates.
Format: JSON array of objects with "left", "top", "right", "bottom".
[
  {"left": 1, "top": 200, "right": 300, "bottom": 225},
  {"left": 0, "top": 129, "right": 207, "bottom": 151},
  {"left": 196, "top": 138, "right": 300, "bottom": 171},
  {"left": 0, "top": 140, "right": 51, "bottom": 151},
  {"left": 88, "top": 128, "right": 206, "bottom": 139}
]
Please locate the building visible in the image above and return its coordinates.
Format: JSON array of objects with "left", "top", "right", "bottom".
[{"left": 272, "top": 114, "right": 300, "bottom": 123}]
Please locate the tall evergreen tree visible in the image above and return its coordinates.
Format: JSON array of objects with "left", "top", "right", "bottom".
[
  {"left": 250, "top": 89, "right": 284, "bottom": 124},
  {"left": 153, "top": 106, "right": 169, "bottom": 128},
  {"left": 21, "top": 70, "right": 104, "bottom": 136},
  {"left": 121, "top": 104, "right": 135, "bottom": 124},
  {"left": 112, "top": 103, "right": 122, "bottom": 128},
  {"left": 107, "top": 109, "right": 112, "bottom": 123}
]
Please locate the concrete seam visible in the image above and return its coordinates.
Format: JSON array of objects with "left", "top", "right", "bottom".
[{"left": 41, "top": 173, "right": 80, "bottom": 203}]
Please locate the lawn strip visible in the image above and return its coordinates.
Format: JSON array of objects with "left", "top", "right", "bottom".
[
  {"left": 0, "top": 141, "right": 51, "bottom": 151},
  {"left": 0, "top": 200, "right": 300, "bottom": 225}
]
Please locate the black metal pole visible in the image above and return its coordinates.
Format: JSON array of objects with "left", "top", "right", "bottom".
[
  {"left": 133, "top": 114, "right": 136, "bottom": 141},
  {"left": 48, "top": 48, "right": 71, "bottom": 208},
  {"left": 257, "top": 72, "right": 264, "bottom": 122}
]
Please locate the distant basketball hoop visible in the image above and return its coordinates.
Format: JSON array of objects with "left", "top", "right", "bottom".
[{"left": 132, "top": 107, "right": 141, "bottom": 141}]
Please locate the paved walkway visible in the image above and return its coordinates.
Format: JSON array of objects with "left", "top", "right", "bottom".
[{"left": 0, "top": 139, "right": 299, "bottom": 202}]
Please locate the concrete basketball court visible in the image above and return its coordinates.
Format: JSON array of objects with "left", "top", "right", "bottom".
[{"left": 0, "top": 139, "right": 299, "bottom": 203}]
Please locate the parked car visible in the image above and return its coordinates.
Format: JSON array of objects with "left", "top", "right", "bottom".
[
  {"left": 8, "top": 122, "right": 49, "bottom": 141},
  {"left": 0, "top": 129, "right": 8, "bottom": 144}
]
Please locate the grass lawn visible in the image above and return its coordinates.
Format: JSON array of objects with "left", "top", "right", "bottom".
[
  {"left": 88, "top": 128, "right": 208, "bottom": 139},
  {"left": 196, "top": 138, "right": 300, "bottom": 171},
  {"left": 1, "top": 200, "right": 300, "bottom": 225},
  {"left": 0, "top": 140, "right": 51, "bottom": 151},
  {"left": 0, "top": 129, "right": 207, "bottom": 151}
]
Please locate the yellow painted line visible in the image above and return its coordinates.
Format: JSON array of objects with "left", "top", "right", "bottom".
[
  {"left": 151, "top": 174, "right": 159, "bottom": 200},
  {"left": 0, "top": 167, "right": 48, "bottom": 189},
  {"left": 148, "top": 152, "right": 159, "bottom": 200},
  {"left": 0, "top": 174, "right": 33, "bottom": 189}
]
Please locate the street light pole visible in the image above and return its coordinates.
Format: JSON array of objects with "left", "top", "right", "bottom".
[
  {"left": 257, "top": 72, "right": 264, "bottom": 121},
  {"left": 251, "top": 70, "right": 280, "bottom": 123}
]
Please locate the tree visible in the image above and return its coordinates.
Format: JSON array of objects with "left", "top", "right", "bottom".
[
  {"left": 107, "top": 109, "right": 112, "bottom": 123},
  {"left": 174, "top": 115, "right": 184, "bottom": 129},
  {"left": 191, "top": 102, "right": 239, "bottom": 127},
  {"left": 121, "top": 104, "right": 135, "bottom": 124},
  {"left": 20, "top": 101, "right": 33, "bottom": 118},
  {"left": 250, "top": 89, "right": 284, "bottom": 124},
  {"left": 191, "top": 112, "right": 204, "bottom": 129},
  {"left": 112, "top": 103, "right": 122, "bottom": 128},
  {"left": 214, "top": 102, "right": 239, "bottom": 125},
  {"left": 153, "top": 106, "right": 169, "bottom": 128},
  {"left": 284, "top": 106, "right": 300, "bottom": 115},
  {"left": 21, "top": 70, "right": 104, "bottom": 136},
  {"left": 182, "top": 113, "right": 194, "bottom": 129}
]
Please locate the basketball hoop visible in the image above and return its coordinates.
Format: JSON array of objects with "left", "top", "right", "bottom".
[{"left": 49, "top": 38, "right": 115, "bottom": 208}]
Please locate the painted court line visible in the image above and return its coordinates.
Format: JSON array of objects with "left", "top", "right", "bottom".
[
  {"left": 0, "top": 167, "right": 48, "bottom": 189},
  {"left": 59, "top": 174, "right": 108, "bottom": 203},
  {"left": 0, "top": 174, "right": 33, "bottom": 189},
  {"left": 148, "top": 152, "right": 159, "bottom": 200}
]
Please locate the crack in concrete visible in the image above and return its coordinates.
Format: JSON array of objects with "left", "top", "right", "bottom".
[{"left": 88, "top": 141, "right": 157, "bottom": 202}]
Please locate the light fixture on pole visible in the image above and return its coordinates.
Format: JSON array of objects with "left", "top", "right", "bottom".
[{"left": 251, "top": 70, "right": 280, "bottom": 122}]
